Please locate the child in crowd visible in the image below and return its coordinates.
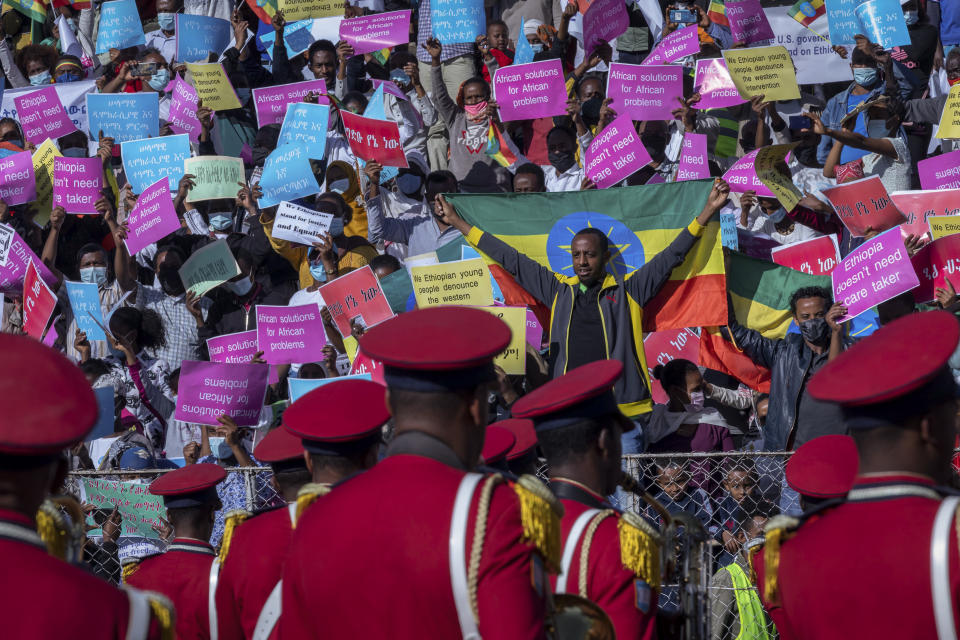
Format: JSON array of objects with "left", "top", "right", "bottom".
[
  {"left": 712, "top": 461, "right": 763, "bottom": 568},
  {"left": 479, "top": 20, "right": 513, "bottom": 83},
  {"left": 646, "top": 459, "right": 715, "bottom": 532}
]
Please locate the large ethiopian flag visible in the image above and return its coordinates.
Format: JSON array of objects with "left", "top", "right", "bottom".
[{"left": 445, "top": 179, "right": 727, "bottom": 331}]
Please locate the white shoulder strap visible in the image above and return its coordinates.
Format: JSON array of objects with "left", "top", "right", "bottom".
[
  {"left": 253, "top": 580, "right": 283, "bottom": 640},
  {"left": 288, "top": 502, "right": 297, "bottom": 525},
  {"left": 554, "top": 508, "right": 602, "bottom": 595},
  {"left": 123, "top": 587, "right": 151, "bottom": 640},
  {"left": 932, "top": 495, "right": 960, "bottom": 640},
  {"left": 209, "top": 558, "right": 221, "bottom": 640},
  {"left": 449, "top": 472, "right": 484, "bottom": 640}
]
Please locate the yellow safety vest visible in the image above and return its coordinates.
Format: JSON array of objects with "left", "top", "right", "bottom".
[{"left": 723, "top": 562, "right": 772, "bottom": 640}]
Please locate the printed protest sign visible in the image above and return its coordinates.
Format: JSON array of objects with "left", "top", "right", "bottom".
[
  {"left": 854, "top": 0, "right": 910, "bottom": 49},
  {"left": 431, "top": 0, "right": 484, "bottom": 44},
  {"left": 727, "top": 0, "right": 774, "bottom": 43},
  {"left": 95, "top": 0, "right": 146, "bottom": 53},
  {"left": 178, "top": 239, "right": 241, "bottom": 297},
  {"left": 929, "top": 216, "right": 960, "bottom": 240},
  {"left": 278, "top": 102, "right": 329, "bottom": 158},
  {"left": 32, "top": 139, "right": 60, "bottom": 219},
  {"left": 0, "top": 224, "right": 13, "bottom": 266},
  {"left": 340, "top": 110, "right": 408, "bottom": 167},
  {"left": 207, "top": 329, "right": 279, "bottom": 384},
  {"left": 187, "top": 63, "right": 241, "bottom": 111},
  {"left": 719, "top": 211, "right": 739, "bottom": 250},
  {"left": 272, "top": 200, "right": 334, "bottom": 244},
  {"left": 0, "top": 81, "right": 97, "bottom": 142},
  {"left": 936, "top": 84, "right": 960, "bottom": 140},
  {"left": 771, "top": 235, "right": 841, "bottom": 274},
  {"left": 918, "top": 151, "right": 960, "bottom": 190},
  {"left": 168, "top": 76, "right": 203, "bottom": 141},
  {"left": 764, "top": 9, "right": 852, "bottom": 85},
  {"left": 584, "top": 114, "right": 652, "bottom": 189},
  {"left": 175, "top": 360, "right": 269, "bottom": 427},
  {"left": 821, "top": 175, "right": 907, "bottom": 237},
  {"left": 493, "top": 59, "right": 568, "bottom": 122},
  {"left": 693, "top": 58, "right": 746, "bottom": 109},
  {"left": 525, "top": 308, "right": 543, "bottom": 350},
  {"left": 289, "top": 373, "right": 373, "bottom": 403},
  {"left": 23, "top": 259, "right": 57, "bottom": 340},
  {"left": 53, "top": 157, "right": 101, "bottom": 214},
  {"left": 122, "top": 134, "right": 190, "bottom": 193},
  {"left": 253, "top": 79, "right": 330, "bottom": 128},
  {"left": 256, "top": 304, "right": 328, "bottom": 364},
  {"left": 676, "top": 133, "right": 710, "bottom": 181},
  {"left": 722, "top": 46, "right": 801, "bottom": 101},
  {"left": 643, "top": 328, "right": 700, "bottom": 403},
  {"left": 65, "top": 280, "right": 106, "bottom": 341},
  {"left": 0, "top": 151, "right": 36, "bottom": 206},
  {"left": 124, "top": 180, "right": 180, "bottom": 255},
  {"left": 258, "top": 144, "right": 321, "bottom": 208},
  {"left": 81, "top": 478, "right": 165, "bottom": 539},
  {"left": 826, "top": 0, "right": 860, "bottom": 43},
  {"left": 349, "top": 349, "right": 386, "bottom": 384},
  {"left": 891, "top": 189, "right": 960, "bottom": 239},
  {"left": 911, "top": 234, "right": 960, "bottom": 302},
  {"left": 833, "top": 228, "right": 919, "bottom": 320},
  {"left": 175, "top": 14, "right": 231, "bottom": 63},
  {"left": 0, "top": 230, "right": 56, "bottom": 294},
  {"left": 722, "top": 149, "right": 776, "bottom": 197},
  {"left": 318, "top": 265, "right": 395, "bottom": 336},
  {"left": 606, "top": 63, "right": 683, "bottom": 121},
  {"left": 276, "top": 0, "right": 341, "bottom": 22},
  {"left": 87, "top": 93, "right": 159, "bottom": 143},
  {"left": 583, "top": 0, "right": 629, "bottom": 54},
  {"left": 475, "top": 306, "right": 526, "bottom": 374},
  {"left": 410, "top": 258, "right": 495, "bottom": 308},
  {"left": 755, "top": 143, "right": 802, "bottom": 211},
  {"left": 15, "top": 87, "right": 77, "bottom": 145},
  {"left": 339, "top": 10, "right": 410, "bottom": 54},
  {"left": 184, "top": 156, "right": 245, "bottom": 202},
  {"left": 642, "top": 25, "right": 699, "bottom": 65}
]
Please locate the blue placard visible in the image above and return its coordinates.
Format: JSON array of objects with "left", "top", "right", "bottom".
[
  {"left": 513, "top": 18, "right": 535, "bottom": 65},
  {"left": 87, "top": 386, "right": 118, "bottom": 441},
  {"left": 288, "top": 373, "right": 372, "bottom": 403},
  {"left": 258, "top": 143, "right": 321, "bottom": 208},
  {"left": 826, "top": 0, "right": 860, "bottom": 44},
  {"left": 87, "top": 93, "right": 159, "bottom": 143},
  {"left": 259, "top": 20, "right": 315, "bottom": 60},
  {"left": 278, "top": 103, "right": 330, "bottom": 159},
  {"left": 65, "top": 280, "right": 107, "bottom": 341},
  {"left": 854, "top": 0, "right": 911, "bottom": 49},
  {"left": 285, "top": 27, "right": 315, "bottom": 55},
  {"left": 431, "top": 0, "right": 485, "bottom": 45},
  {"left": 122, "top": 134, "right": 190, "bottom": 194},
  {"left": 719, "top": 212, "right": 739, "bottom": 251},
  {"left": 95, "top": 0, "right": 146, "bottom": 54},
  {"left": 175, "top": 14, "right": 232, "bottom": 63}
]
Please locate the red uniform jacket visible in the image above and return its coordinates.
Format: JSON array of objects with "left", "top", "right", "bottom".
[
  {"left": 755, "top": 474, "right": 960, "bottom": 639},
  {"left": 127, "top": 537, "right": 217, "bottom": 640},
  {"left": 278, "top": 434, "right": 549, "bottom": 640}
]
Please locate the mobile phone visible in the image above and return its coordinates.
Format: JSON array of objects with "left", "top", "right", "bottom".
[
  {"left": 389, "top": 69, "right": 411, "bottom": 85},
  {"left": 669, "top": 9, "right": 697, "bottom": 24},
  {"left": 789, "top": 115, "right": 812, "bottom": 130},
  {"left": 131, "top": 62, "right": 158, "bottom": 77}
]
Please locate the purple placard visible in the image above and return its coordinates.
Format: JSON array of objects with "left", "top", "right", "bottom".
[
  {"left": 584, "top": 114, "right": 653, "bottom": 189},
  {"left": 606, "top": 63, "right": 683, "bottom": 121},
  {"left": 256, "top": 303, "right": 328, "bottom": 364},
  {"left": 206, "top": 329, "right": 280, "bottom": 384},
  {"left": 726, "top": 0, "right": 775, "bottom": 44},
  {"left": 339, "top": 10, "right": 411, "bottom": 55},
  {"left": 14, "top": 87, "right": 78, "bottom": 145},
  {"left": 525, "top": 308, "right": 543, "bottom": 350},
  {"left": 124, "top": 179, "right": 181, "bottom": 255},
  {"left": 0, "top": 151, "right": 36, "bottom": 206},
  {"left": 371, "top": 78, "right": 408, "bottom": 101},
  {"left": 642, "top": 25, "right": 699, "bottom": 65},
  {"left": 168, "top": 75, "right": 202, "bottom": 141},
  {"left": 832, "top": 228, "right": 920, "bottom": 321},
  {"left": 252, "top": 80, "right": 331, "bottom": 128},
  {"left": 721, "top": 148, "right": 775, "bottom": 196},
  {"left": 53, "top": 157, "right": 102, "bottom": 214},
  {"left": 174, "top": 360, "right": 269, "bottom": 427},
  {"left": 493, "top": 59, "right": 568, "bottom": 122},
  {"left": 693, "top": 58, "right": 747, "bottom": 109},
  {"left": 918, "top": 150, "right": 960, "bottom": 190},
  {"left": 583, "top": 0, "right": 629, "bottom": 55},
  {"left": 0, "top": 229, "right": 57, "bottom": 294},
  {"left": 676, "top": 133, "right": 710, "bottom": 181}
]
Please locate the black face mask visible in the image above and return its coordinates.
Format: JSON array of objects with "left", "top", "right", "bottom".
[
  {"left": 157, "top": 265, "right": 185, "bottom": 295},
  {"left": 549, "top": 150, "right": 576, "bottom": 173},
  {"left": 799, "top": 317, "right": 831, "bottom": 346},
  {"left": 794, "top": 144, "right": 819, "bottom": 168},
  {"left": 641, "top": 135, "right": 667, "bottom": 160},
  {"left": 580, "top": 96, "right": 603, "bottom": 127}
]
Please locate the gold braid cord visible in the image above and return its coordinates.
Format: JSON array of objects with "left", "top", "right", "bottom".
[
  {"left": 763, "top": 515, "right": 799, "bottom": 605},
  {"left": 618, "top": 512, "right": 663, "bottom": 591},
  {"left": 513, "top": 474, "right": 565, "bottom": 572},
  {"left": 294, "top": 483, "right": 332, "bottom": 525},
  {"left": 36, "top": 496, "right": 85, "bottom": 563},
  {"left": 147, "top": 594, "right": 176, "bottom": 640},
  {"left": 467, "top": 474, "right": 503, "bottom": 623},
  {"left": 578, "top": 510, "right": 616, "bottom": 598},
  {"left": 217, "top": 509, "right": 252, "bottom": 564}
]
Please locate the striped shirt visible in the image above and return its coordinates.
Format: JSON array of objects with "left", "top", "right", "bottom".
[{"left": 416, "top": 0, "right": 476, "bottom": 63}]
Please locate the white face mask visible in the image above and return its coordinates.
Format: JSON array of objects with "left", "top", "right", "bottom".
[
  {"left": 227, "top": 276, "right": 254, "bottom": 296},
  {"left": 328, "top": 178, "right": 350, "bottom": 194},
  {"left": 80, "top": 266, "right": 108, "bottom": 286},
  {"left": 687, "top": 390, "right": 705, "bottom": 409}
]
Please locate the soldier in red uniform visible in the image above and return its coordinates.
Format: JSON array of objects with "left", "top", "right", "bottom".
[
  {"left": 755, "top": 311, "right": 960, "bottom": 639},
  {"left": 215, "top": 379, "right": 388, "bottom": 639},
  {"left": 0, "top": 334, "right": 173, "bottom": 639},
  {"left": 497, "top": 418, "right": 540, "bottom": 476},
  {"left": 279, "top": 307, "right": 560, "bottom": 640},
  {"left": 480, "top": 424, "right": 516, "bottom": 471},
  {"left": 126, "top": 463, "right": 227, "bottom": 640},
  {"left": 512, "top": 359, "right": 661, "bottom": 640}
]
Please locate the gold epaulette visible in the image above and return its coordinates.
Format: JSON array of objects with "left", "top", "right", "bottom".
[
  {"left": 618, "top": 512, "right": 662, "bottom": 590},
  {"left": 217, "top": 509, "right": 252, "bottom": 564},
  {"left": 512, "top": 474, "right": 564, "bottom": 572},
  {"left": 121, "top": 558, "right": 141, "bottom": 584},
  {"left": 294, "top": 482, "right": 332, "bottom": 525},
  {"left": 36, "top": 496, "right": 85, "bottom": 563},
  {"left": 763, "top": 514, "right": 800, "bottom": 605},
  {"left": 128, "top": 589, "right": 176, "bottom": 640}
]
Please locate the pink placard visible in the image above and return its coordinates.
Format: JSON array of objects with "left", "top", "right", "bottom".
[
  {"left": 256, "top": 303, "right": 328, "bottom": 364},
  {"left": 642, "top": 25, "right": 699, "bottom": 65},
  {"left": 525, "top": 308, "right": 543, "bottom": 350},
  {"left": 207, "top": 329, "right": 280, "bottom": 384},
  {"left": 14, "top": 87, "right": 78, "bottom": 145},
  {"left": 583, "top": 0, "right": 629, "bottom": 54},
  {"left": 174, "top": 360, "right": 269, "bottom": 427},
  {"left": 918, "top": 151, "right": 960, "bottom": 190},
  {"left": 726, "top": 0, "right": 775, "bottom": 44},
  {"left": 911, "top": 234, "right": 960, "bottom": 303},
  {"left": 339, "top": 10, "right": 411, "bottom": 55},
  {"left": 340, "top": 110, "right": 409, "bottom": 167},
  {"left": 771, "top": 235, "right": 841, "bottom": 274},
  {"left": 584, "top": 114, "right": 653, "bottom": 189},
  {"left": 124, "top": 179, "right": 181, "bottom": 255},
  {"left": 821, "top": 176, "right": 908, "bottom": 237},
  {"left": 318, "top": 265, "right": 395, "bottom": 337},
  {"left": 53, "top": 157, "right": 102, "bottom": 214},
  {"left": 721, "top": 148, "right": 773, "bottom": 196},
  {"left": 606, "top": 63, "right": 683, "bottom": 121},
  {"left": 676, "top": 133, "right": 710, "bottom": 181},
  {"left": 168, "top": 76, "right": 202, "bottom": 141},
  {"left": 891, "top": 189, "right": 960, "bottom": 239},
  {"left": 693, "top": 58, "right": 747, "bottom": 109},
  {"left": 0, "top": 151, "right": 36, "bottom": 206},
  {"left": 642, "top": 328, "right": 700, "bottom": 404},
  {"left": 371, "top": 78, "right": 408, "bottom": 101},
  {"left": 493, "top": 59, "right": 568, "bottom": 122},
  {"left": 833, "top": 228, "right": 919, "bottom": 320},
  {"left": 0, "top": 229, "right": 56, "bottom": 294},
  {"left": 23, "top": 258, "right": 57, "bottom": 340},
  {"left": 252, "top": 80, "right": 331, "bottom": 128}
]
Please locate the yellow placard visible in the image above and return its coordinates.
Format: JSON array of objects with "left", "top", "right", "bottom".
[
  {"left": 722, "top": 46, "right": 801, "bottom": 102},
  {"left": 929, "top": 215, "right": 960, "bottom": 239},
  {"left": 32, "top": 138, "right": 62, "bottom": 225},
  {"left": 187, "top": 63, "right": 242, "bottom": 111},
  {"left": 936, "top": 84, "right": 960, "bottom": 139},
  {"left": 276, "top": 0, "right": 341, "bottom": 22},
  {"left": 475, "top": 306, "right": 527, "bottom": 375},
  {"left": 754, "top": 143, "right": 802, "bottom": 211},
  {"left": 409, "top": 258, "right": 495, "bottom": 308}
]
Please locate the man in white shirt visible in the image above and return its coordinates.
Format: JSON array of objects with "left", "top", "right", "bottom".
[{"left": 144, "top": 0, "right": 179, "bottom": 64}]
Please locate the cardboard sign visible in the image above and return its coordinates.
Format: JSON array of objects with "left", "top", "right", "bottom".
[
  {"left": 207, "top": 329, "right": 279, "bottom": 385},
  {"left": 0, "top": 223, "right": 13, "bottom": 266},
  {"left": 183, "top": 156, "right": 245, "bottom": 202},
  {"left": 727, "top": 0, "right": 775, "bottom": 44},
  {"left": 754, "top": 143, "right": 802, "bottom": 211},
  {"left": 918, "top": 151, "right": 960, "bottom": 190},
  {"left": 339, "top": 10, "right": 410, "bottom": 55},
  {"left": 821, "top": 175, "right": 907, "bottom": 237},
  {"left": 722, "top": 148, "right": 774, "bottom": 196},
  {"left": 258, "top": 144, "right": 321, "bottom": 209},
  {"left": 891, "top": 189, "right": 960, "bottom": 239},
  {"left": 122, "top": 134, "right": 190, "bottom": 194},
  {"left": 175, "top": 14, "right": 231, "bottom": 63},
  {"left": 278, "top": 102, "right": 329, "bottom": 159},
  {"left": 854, "top": 0, "right": 910, "bottom": 49},
  {"left": 722, "top": 46, "right": 801, "bottom": 102},
  {"left": 340, "top": 110, "right": 408, "bottom": 167},
  {"left": 256, "top": 303, "right": 328, "bottom": 364},
  {"left": 187, "top": 62, "right": 241, "bottom": 111},
  {"left": 87, "top": 93, "right": 159, "bottom": 143},
  {"left": 0, "top": 230, "right": 56, "bottom": 294},
  {"left": 276, "top": 0, "right": 341, "bottom": 22},
  {"left": 642, "top": 25, "right": 699, "bottom": 65},
  {"left": 833, "top": 228, "right": 919, "bottom": 320},
  {"left": 53, "top": 157, "right": 101, "bottom": 214},
  {"left": 582, "top": 0, "right": 629, "bottom": 55},
  {"left": 764, "top": 9, "right": 852, "bottom": 85},
  {"left": 693, "top": 58, "right": 747, "bottom": 109},
  {"left": 606, "top": 63, "right": 683, "bottom": 121},
  {"left": 911, "top": 234, "right": 960, "bottom": 302},
  {"left": 32, "top": 139, "right": 60, "bottom": 218},
  {"left": 168, "top": 76, "right": 203, "bottom": 141},
  {"left": 318, "top": 265, "right": 395, "bottom": 337},
  {"left": 643, "top": 328, "right": 700, "bottom": 404},
  {"left": 95, "top": 0, "right": 146, "bottom": 53},
  {"left": 81, "top": 478, "right": 166, "bottom": 539},
  {"left": 493, "top": 59, "right": 568, "bottom": 122},
  {"left": 0, "top": 81, "right": 96, "bottom": 143},
  {"left": 15, "top": 87, "right": 77, "bottom": 145},
  {"left": 929, "top": 215, "right": 960, "bottom": 240},
  {"left": 676, "top": 133, "right": 710, "bottom": 181},
  {"left": 252, "top": 79, "right": 330, "bottom": 128},
  {"left": 289, "top": 373, "right": 373, "bottom": 403},
  {"left": 272, "top": 200, "right": 334, "bottom": 244},
  {"left": 178, "top": 239, "right": 241, "bottom": 297},
  {"left": 410, "top": 258, "right": 495, "bottom": 308},
  {"left": 585, "top": 114, "right": 652, "bottom": 189},
  {"left": 719, "top": 211, "right": 739, "bottom": 250},
  {"left": 826, "top": 0, "right": 860, "bottom": 44},
  {"left": 23, "top": 259, "right": 57, "bottom": 340},
  {"left": 124, "top": 180, "right": 180, "bottom": 256},
  {"left": 476, "top": 306, "right": 527, "bottom": 375},
  {"left": 0, "top": 151, "right": 36, "bottom": 206},
  {"left": 65, "top": 280, "right": 107, "bottom": 341},
  {"left": 936, "top": 84, "right": 960, "bottom": 140},
  {"left": 431, "top": 0, "right": 484, "bottom": 43},
  {"left": 771, "top": 235, "right": 841, "bottom": 274},
  {"left": 175, "top": 360, "right": 269, "bottom": 427}
]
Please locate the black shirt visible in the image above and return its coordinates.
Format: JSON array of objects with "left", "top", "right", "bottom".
[{"left": 565, "top": 281, "right": 608, "bottom": 372}]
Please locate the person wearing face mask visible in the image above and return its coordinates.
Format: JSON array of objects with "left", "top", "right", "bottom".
[
  {"left": 738, "top": 192, "right": 822, "bottom": 246},
  {"left": 362, "top": 161, "right": 431, "bottom": 261},
  {"left": 52, "top": 55, "right": 85, "bottom": 83},
  {"left": 63, "top": 243, "right": 127, "bottom": 362},
  {"left": 0, "top": 117, "right": 25, "bottom": 150},
  {"left": 324, "top": 161, "right": 369, "bottom": 239},
  {"left": 10, "top": 44, "right": 57, "bottom": 88},
  {"left": 144, "top": 0, "right": 181, "bottom": 64}
]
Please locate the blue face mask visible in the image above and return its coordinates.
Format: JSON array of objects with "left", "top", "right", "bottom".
[
  {"left": 157, "top": 12, "right": 176, "bottom": 31},
  {"left": 328, "top": 217, "right": 344, "bottom": 237},
  {"left": 309, "top": 263, "right": 327, "bottom": 283},
  {"left": 768, "top": 206, "right": 787, "bottom": 223},
  {"left": 235, "top": 88, "right": 251, "bottom": 104},
  {"left": 80, "top": 266, "right": 108, "bottom": 286},
  {"left": 62, "top": 147, "right": 86, "bottom": 158},
  {"left": 56, "top": 72, "right": 81, "bottom": 84},
  {"left": 29, "top": 70, "right": 51, "bottom": 86},
  {"left": 397, "top": 173, "right": 422, "bottom": 196},
  {"left": 904, "top": 10, "right": 919, "bottom": 25},
  {"left": 208, "top": 213, "right": 233, "bottom": 231},
  {"left": 530, "top": 43, "right": 544, "bottom": 53},
  {"left": 852, "top": 67, "right": 879, "bottom": 87},
  {"left": 148, "top": 68, "right": 171, "bottom": 91}
]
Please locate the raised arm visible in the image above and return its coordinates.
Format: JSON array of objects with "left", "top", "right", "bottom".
[{"left": 422, "top": 38, "right": 460, "bottom": 128}]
